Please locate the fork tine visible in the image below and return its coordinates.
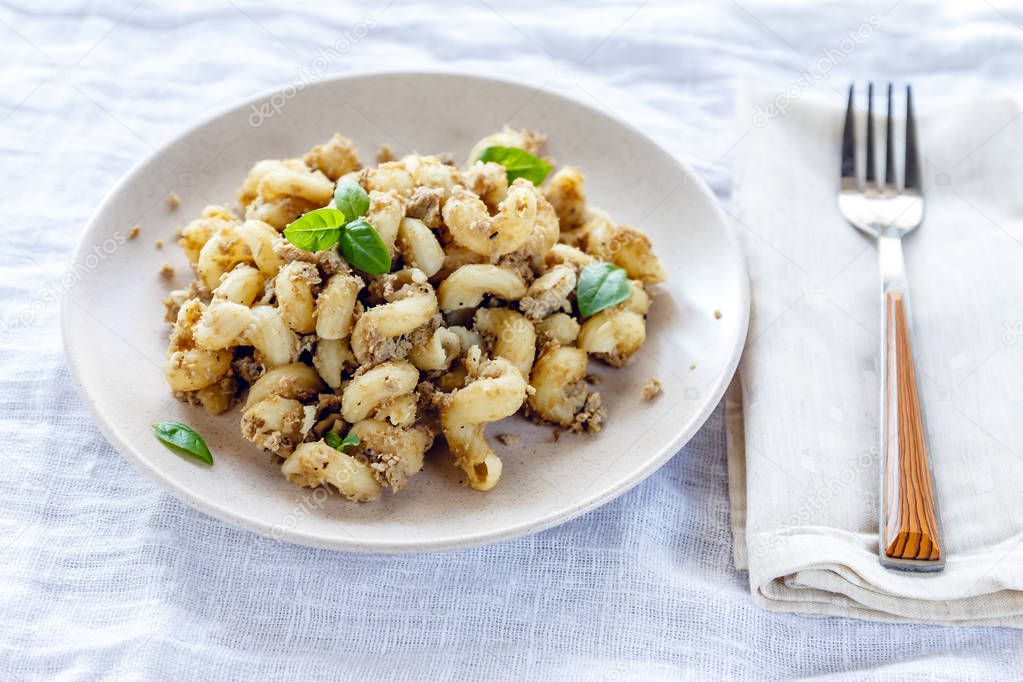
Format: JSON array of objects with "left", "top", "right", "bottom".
[
  {"left": 866, "top": 82, "right": 877, "bottom": 187},
  {"left": 904, "top": 85, "right": 921, "bottom": 191},
  {"left": 884, "top": 83, "right": 896, "bottom": 190},
  {"left": 841, "top": 84, "right": 856, "bottom": 183}
]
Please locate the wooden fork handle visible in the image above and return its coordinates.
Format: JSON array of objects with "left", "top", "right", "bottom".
[{"left": 880, "top": 287, "right": 944, "bottom": 570}]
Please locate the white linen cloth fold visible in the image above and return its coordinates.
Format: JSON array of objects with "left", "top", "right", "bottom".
[{"left": 728, "top": 83, "right": 1023, "bottom": 627}]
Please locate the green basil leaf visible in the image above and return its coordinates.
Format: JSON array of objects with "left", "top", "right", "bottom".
[
  {"left": 339, "top": 434, "right": 361, "bottom": 450},
  {"left": 478, "top": 146, "right": 551, "bottom": 185},
  {"left": 576, "top": 262, "right": 631, "bottom": 318},
  {"left": 152, "top": 421, "right": 213, "bottom": 465},
  {"left": 333, "top": 179, "right": 370, "bottom": 222},
  {"left": 340, "top": 219, "right": 391, "bottom": 275},
  {"left": 325, "top": 432, "right": 361, "bottom": 452},
  {"left": 282, "top": 208, "right": 346, "bottom": 252}
]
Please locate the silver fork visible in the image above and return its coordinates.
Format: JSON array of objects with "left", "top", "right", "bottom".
[{"left": 838, "top": 83, "right": 944, "bottom": 572}]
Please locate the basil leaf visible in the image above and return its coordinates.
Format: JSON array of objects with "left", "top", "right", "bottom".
[
  {"left": 333, "top": 179, "right": 370, "bottom": 222},
  {"left": 326, "top": 432, "right": 361, "bottom": 452},
  {"left": 340, "top": 219, "right": 391, "bottom": 275},
  {"left": 152, "top": 421, "right": 213, "bottom": 465},
  {"left": 478, "top": 146, "right": 551, "bottom": 185},
  {"left": 283, "top": 208, "right": 347, "bottom": 252},
  {"left": 576, "top": 262, "right": 631, "bottom": 318}
]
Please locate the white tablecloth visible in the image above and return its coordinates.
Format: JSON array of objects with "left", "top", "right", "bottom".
[{"left": 2, "top": 1, "right": 1022, "bottom": 678}]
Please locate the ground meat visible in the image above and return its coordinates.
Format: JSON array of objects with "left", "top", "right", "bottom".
[
  {"left": 273, "top": 241, "right": 352, "bottom": 278},
  {"left": 188, "top": 279, "right": 212, "bottom": 302},
  {"left": 296, "top": 334, "right": 317, "bottom": 357},
  {"left": 315, "top": 392, "right": 343, "bottom": 413},
  {"left": 365, "top": 272, "right": 399, "bottom": 303},
  {"left": 232, "top": 354, "right": 265, "bottom": 384},
  {"left": 369, "top": 452, "right": 409, "bottom": 491},
  {"left": 495, "top": 251, "right": 535, "bottom": 282},
  {"left": 406, "top": 314, "right": 442, "bottom": 348},
  {"left": 568, "top": 392, "right": 605, "bottom": 434},
  {"left": 405, "top": 187, "right": 443, "bottom": 228},
  {"left": 413, "top": 381, "right": 441, "bottom": 423},
  {"left": 314, "top": 250, "right": 351, "bottom": 278},
  {"left": 593, "top": 351, "right": 636, "bottom": 368},
  {"left": 163, "top": 296, "right": 183, "bottom": 324},
  {"left": 517, "top": 296, "right": 546, "bottom": 321},
  {"left": 641, "top": 378, "right": 662, "bottom": 401},
  {"left": 430, "top": 386, "right": 453, "bottom": 410},
  {"left": 363, "top": 330, "right": 413, "bottom": 365},
  {"left": 518, "top": 289, "right": 571, "bottom": 321},
  {"left": 496, "top": 433, "right": 520, "bottom": 446},
  {"left": 376, "top": 144, "right": 395, "bottom": 164},
  {"left": 274, "top": 240, "right": 319, "bottom": 265}
]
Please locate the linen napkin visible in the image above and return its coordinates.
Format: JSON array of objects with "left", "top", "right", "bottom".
[{"left": 727, "top": 83, "right": 1023, "bottom": 627}]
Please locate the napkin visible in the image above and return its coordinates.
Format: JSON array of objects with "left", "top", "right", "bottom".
[{"left": 728, "top": 83, "right": 1023, "bottom": 627}]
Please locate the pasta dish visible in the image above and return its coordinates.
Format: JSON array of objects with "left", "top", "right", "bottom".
[{"left": 160, "top": 128, "right": 665, "bottom": 500}]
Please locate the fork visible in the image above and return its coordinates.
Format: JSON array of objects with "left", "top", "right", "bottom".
[{"left": 838, "top": 83, "right": 944, "bottom": 572}]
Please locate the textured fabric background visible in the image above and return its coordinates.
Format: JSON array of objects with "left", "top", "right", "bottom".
[{"left": 2, "top": 1, "right": 1022, "bottom": 679}]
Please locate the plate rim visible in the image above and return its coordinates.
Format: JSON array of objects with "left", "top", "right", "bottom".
[{"left": 62, "top": 69, "right": 750, "bottom": 553}]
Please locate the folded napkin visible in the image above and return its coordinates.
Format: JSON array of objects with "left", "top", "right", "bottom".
[{"left": 728, "top": 83, "right": 1023, "bottom": 627}]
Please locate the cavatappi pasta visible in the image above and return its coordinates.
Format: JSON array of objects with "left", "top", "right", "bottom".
[{"left": 162, "top": 129, "right": 665, "bottom": 500}]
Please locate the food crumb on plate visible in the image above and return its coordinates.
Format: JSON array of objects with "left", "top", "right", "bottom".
[
  {"left": 713, "top": 309, "right": 722, "bottom": 319},
  {"left": 689, "top": 362, "right": 696, "bottom": 371},
  {"left": 127, "top": 226, "right": 140, "bottom": 240},
  {"left": 159, "top": 263, "right": 175, "bottom": 278},
  {"left": 642, "top": 378, "right": 662, "bottom": 401},
  {"left": 155, "top": 239, "right": 164, "bottom": 249},
  {"left": 167, "top": 192, "right": 181, "bottom": 210},
  {"left": 584, "top": 374, "right": 602, "bottom": 385},
  {"left": 376, "top": 144, "right": 394, "bottom": 164},
  {"left": 496, "top": 433, "right": 519, "bottom": 446}
]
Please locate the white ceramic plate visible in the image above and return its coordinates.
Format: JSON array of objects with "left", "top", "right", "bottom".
[{"left": 63, "top": 71, "right": 748, "bottom": 553}]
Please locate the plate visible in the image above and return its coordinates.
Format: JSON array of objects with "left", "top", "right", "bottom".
[{"left": 63, "top": 71, "right": 748, "bottom": 552}]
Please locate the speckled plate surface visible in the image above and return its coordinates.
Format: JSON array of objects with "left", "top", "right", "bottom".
[{"left": 62, "top": 71, "right": 748, "bottom": 553}]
